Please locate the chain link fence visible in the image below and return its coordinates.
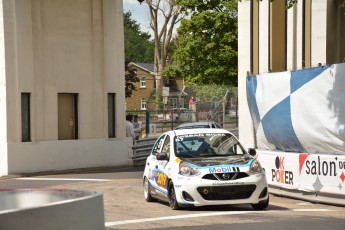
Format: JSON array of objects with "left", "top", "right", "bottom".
[{"left": 127, "top": 94, "right": 238, "bottom": 136}]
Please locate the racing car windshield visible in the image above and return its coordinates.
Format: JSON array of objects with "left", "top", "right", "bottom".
[{"left": 174, "top": 133, "right": 246, "bottom": 158}]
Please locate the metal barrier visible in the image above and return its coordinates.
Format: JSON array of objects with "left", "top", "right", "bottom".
[{"left": 132, "top": 137, "right": 157, "bottom": 166}]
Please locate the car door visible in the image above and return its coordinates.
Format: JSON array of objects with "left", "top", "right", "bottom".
[{"left": 147, "top": 134, "right": 171, "bottom": 199}]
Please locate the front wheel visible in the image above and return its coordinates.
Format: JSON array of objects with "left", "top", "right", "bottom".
[
  {"left": 143, "top": 177, "right": 155, "bottom": 202},
  {"left": 168, "top": 181, "right": 180, "bottom": 210},
  {"left": 251, "top": 197, "right": 269, "bottom": 210}
]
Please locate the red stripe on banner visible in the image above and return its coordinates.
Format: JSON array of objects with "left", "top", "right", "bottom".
[{"left": 299, "top": 153, "right": 309, "bottom": 175}]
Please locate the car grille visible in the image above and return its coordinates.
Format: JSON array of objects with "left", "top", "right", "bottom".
[
  {"left": 197, "top": 185, "right": 256, "bottom": 200},
  {"left": 202, "top": 172, "right": 249, "bottom": 181}
]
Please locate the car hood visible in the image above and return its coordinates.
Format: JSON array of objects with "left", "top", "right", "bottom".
[{"left": 181, "top": 155, "right": 253, "bottom": 167}]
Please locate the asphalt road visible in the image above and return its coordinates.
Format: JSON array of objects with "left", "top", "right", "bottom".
[{"left": 1, "top": 166, "right": 344, "bottom": 230}]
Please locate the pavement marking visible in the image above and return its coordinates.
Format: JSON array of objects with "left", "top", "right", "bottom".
[
  {"left": 16, "top": 177, "right": 112, "bottom": 182},
  {"left": 105, "top": 209, "right": 331, "bottom": 227}
]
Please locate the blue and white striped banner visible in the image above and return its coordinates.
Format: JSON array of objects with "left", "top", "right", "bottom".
[{"left": 246, "top": 63, "right": 345, "bottom": 154}]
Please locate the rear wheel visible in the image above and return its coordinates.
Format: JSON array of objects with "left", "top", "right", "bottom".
[
  {"left": 143, "top": 177, "right": 155, "bottom": 202},
  {"left": 251, "top": 197, "right": 269, "bottom": 210},
  {"left": 168, "top": 181, "right": 180, "bottom": 210}
]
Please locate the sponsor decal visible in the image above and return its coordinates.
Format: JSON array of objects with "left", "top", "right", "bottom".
[
  {"left": 175, "top": 158, "right": 182, "bottom": 163},
  {"left": 209, "top": 166, "right": 233, "bottom": 173},
  {"left": 305, "top": 156, "right": 337, "bottom": 176},
  {"left": 156, "top": 171, "right": 167, "bottom": 188},
  {"left": 271, "top": 156, "right": 294, "bottom": 185},
  {"left": 300, "top": 155, "right": 345, "bottom": 184},
  {"left": 150, "top": 170, "right": 168, "bottom": 189},
  {"left": 212, "top": 182, "right": 245, "bottom": 186},
  {"left": 175, "top": 133, "right": 225, "bottom": 142},
  {"left": 158, "top": 161, "right": 167, "bottom": 166}
]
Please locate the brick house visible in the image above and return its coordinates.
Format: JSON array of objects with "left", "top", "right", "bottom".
[{"left": 126, "top": 62, "right": 191, "bottom": 113}]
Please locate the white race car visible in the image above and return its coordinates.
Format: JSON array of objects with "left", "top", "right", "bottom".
[{"left": 143, "top": 128, "right": 269, "bottom": 210}]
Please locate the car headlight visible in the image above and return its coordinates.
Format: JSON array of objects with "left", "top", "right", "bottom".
[
  {"left": 179, "top": 163, "right": 200, "bottom": 176},
  {"left": 250, "top": 159, "right": 263, "bottom": 174}
]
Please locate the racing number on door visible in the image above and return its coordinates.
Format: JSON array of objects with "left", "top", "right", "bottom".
[{"left": 156, "top": 172, "right": 167, "bottom": 188}]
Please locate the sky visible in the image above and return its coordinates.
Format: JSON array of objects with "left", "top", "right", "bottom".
[
  {"left": 123, "top": 0, "right": 152, "bottom": 36},
  {"left": 123, "top": 0, "right": 180, "bottom": 38}
]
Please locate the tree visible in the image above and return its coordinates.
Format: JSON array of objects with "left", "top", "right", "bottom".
[
  {"left": 124, "top": 11, "right": 154, "bottom": 63},
  {"left": 188, "top": 84, "right": 237, "bottom": 103},
  {"left": 163, "top": 0, "right": 238, "bottom": 86},
  {"left": 140, "top": 0, "right": 184, "bottom": 91},
  {"left": 125, "top": 62, "right": 139, "bottom": 98}
]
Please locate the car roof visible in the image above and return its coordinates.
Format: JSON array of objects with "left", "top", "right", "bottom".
[{"left": 175, "top": 121, "right": 219, "bottom": 130}]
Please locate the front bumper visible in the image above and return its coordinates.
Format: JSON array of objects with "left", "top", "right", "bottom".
[{"left": 173, "top": 173, "right": 268, "bottom": 207}]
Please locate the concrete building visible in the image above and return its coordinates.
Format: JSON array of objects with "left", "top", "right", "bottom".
[
  {"left": 238, "top": 0, "right": 345, "bottom": 147},
  {"left": 0, "top": 0, "right": 129, "bottom": 176}
]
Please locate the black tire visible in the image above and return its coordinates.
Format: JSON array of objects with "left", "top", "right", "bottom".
[
  {"left": 143, "top": 177, "right": 155, "bottom": 202},
  {"left": 168, "top": 181, "right": 180, "bottom": 210},
  {"left": 251, "top": 197, "right": 269, "bottom": 210}
]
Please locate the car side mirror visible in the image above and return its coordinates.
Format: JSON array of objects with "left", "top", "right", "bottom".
[
  {"left": 156, "top": 153, "right": 168, "bottom": 161},
  {"left": 248, "top": 148, "right": 256, "bottom": 156}
]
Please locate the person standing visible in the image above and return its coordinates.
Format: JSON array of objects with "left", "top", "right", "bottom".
[
  {"left": 189, "top": 96, "right": 194, "bottom": 110},
  {"left": 126, "top": 114, "right": 135, "bottom": 140},
  {"left": 133, "top": 115, "right": 143, "bottom": 140},
  {"left": 189, "top": 96, "right": 195, "bottom": 121}
]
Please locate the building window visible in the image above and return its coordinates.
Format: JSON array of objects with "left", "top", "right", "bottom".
[
  {"left": 108, "top": 93, "right": 116, "bottom": 138},
  {"left": 21, "top": 93, "right": 31, "bottom": 142},
  {"left": 141, "top": 98, "right": 147, "bottom": 110},
  {"left": 180, "top": 98, "right": 185, "bottom": 108},
  {"left": 140, "top": 77, "right": 146, "bottom": 88},
  {"left": 58, "top": 93, "right": 78, "bottom": 140},
  {"left": 171, "top": 98, "right": 178, "bottom": 108}
]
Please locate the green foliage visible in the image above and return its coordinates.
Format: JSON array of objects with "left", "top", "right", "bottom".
[
  {"left": 124, "top": 11, "right": 154, "bottom": 63},
  {"left": 161, "top": 65, "right": 181, "bottom": 78},
  {"left": 167, "top": 0, "right": 238, "bottom": 86},
  {"left": 187, "top": 84, "right": 237, "bottom": 102},
  {"left": 155, "top": 89, "right": 164, "bottom": 110},
  {"left": 125, "top": 62, "right": 139, "bottom": 98}
]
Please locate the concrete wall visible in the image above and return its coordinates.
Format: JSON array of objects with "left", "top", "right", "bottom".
[
  {"left": 0, "top": 189, "right": 105, "bottom": 230},
  {"left": 0, "top": 0, "right": 128, "bottom": 176},
  {"left": 238, "top": 0, "right": 254, "bottom": 148},
  {"left": 0, "top": 1, "right": 7, "bottom": 143},
  {"left": 7, "top": 138, "right": 132, "bottom": 174},
  {"left": 312, "top": 0, "right": 327, "bottom": 65}
]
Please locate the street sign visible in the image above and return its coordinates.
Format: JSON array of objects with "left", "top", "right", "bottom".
[
  {"left": 149, "top": 124, "right": 156, "bottom": 135},
  {"left": 162, "top": 87, "right": 170, "bottom": 96}
]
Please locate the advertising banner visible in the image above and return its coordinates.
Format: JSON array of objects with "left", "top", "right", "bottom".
[
  {"left": 247, "top": 63, "right": 345, "bottom": 155},
  {"left": 256, "top": 150, "right": 345, "bottom": 196}
]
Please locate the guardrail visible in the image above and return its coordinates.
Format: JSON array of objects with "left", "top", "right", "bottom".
[{"left": 132, "top": 137, "right": 157, "bottom": 166}]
